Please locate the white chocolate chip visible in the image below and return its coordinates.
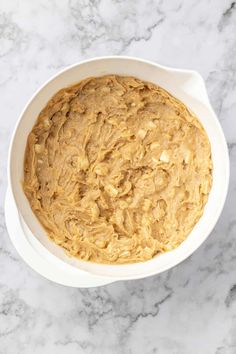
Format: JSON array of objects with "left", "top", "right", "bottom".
[
  {"left": 79, "top": 155, "right": 89, "bottom": 171},
  {"left": 105, "top": 184, "right": 118, "bottom": 197},
  {"left": 159, "top": 150, "right": 169, "bottom": 163},
  {"left": 143, "top": 199, "right": 152, "bottom": 211},
  {"left": 34, "top": 144, "right": 43, "bottom": 153},
  {"left": 94, "top": 239, "right": 106, "bottom": 248},
  {"left": 43, "top": 118, "right": 50, "bottom": 128},
  {"left": 94, "top": 163, "right": 109, "bottom": 176},
  {"left": 184, "top": 150, "right": 191, "bottom": 164},
  {"left": 137, "top": 129, "right": 147, "bottom": 140},
  {"left": 120, "top": 250, "right": 131, "bottom": 257},
  {"left": 150, "top": 142, "right": 160, "bottom": 151},
  {"left": 143, "top": 247, "right": 154, "bottom": 258},
  {"left": 90, "top": 202, "right": 100, "bottom": 221},
  {"left": 147, "top": 121, "right": 156, "bottom": 130}
]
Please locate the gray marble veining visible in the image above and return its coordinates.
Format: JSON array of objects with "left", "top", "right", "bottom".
[{"left": 0, "top": 0, "right": 236, "bottom": 353}]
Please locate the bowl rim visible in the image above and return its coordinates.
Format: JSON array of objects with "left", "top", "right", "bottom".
[{"left": 7, "top": 55, "right": 230, "bottom": 280}]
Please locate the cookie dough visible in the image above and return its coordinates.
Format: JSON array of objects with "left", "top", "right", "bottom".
[{"left": 23, "top": 75, "right": 212, "bottom": 264}]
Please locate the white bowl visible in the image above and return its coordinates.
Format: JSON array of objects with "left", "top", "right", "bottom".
[{"left": 8, "top": 56, "right": 229, "bottom": 284}]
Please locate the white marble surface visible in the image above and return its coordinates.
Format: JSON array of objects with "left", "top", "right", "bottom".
[{"left": 0, "top": 0, "right": 236, "bottom": 353}]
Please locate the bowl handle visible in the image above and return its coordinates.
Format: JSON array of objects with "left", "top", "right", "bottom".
[{"left": 171, "top": 70, "right": 212, "bottom": 110}]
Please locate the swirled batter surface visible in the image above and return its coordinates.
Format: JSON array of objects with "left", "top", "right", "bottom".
[{"left": 23, "top": 75, "right": 212, "bottom": 264}]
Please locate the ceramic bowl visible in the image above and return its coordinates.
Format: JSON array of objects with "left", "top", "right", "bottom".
[{"left": 8, "top": 56, "right": 230, "bottom": 285}]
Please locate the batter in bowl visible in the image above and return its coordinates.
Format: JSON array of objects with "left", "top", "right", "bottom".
[{"left": 23, "top": 75, "right": 212, "bottom": 264}]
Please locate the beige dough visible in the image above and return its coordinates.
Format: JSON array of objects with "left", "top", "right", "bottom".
[{"left": 23, "top": 75, "right": 212, "bottom": 264}]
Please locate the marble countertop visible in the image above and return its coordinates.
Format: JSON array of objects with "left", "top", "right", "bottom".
[{"left": 0, "top": 0, "right": 236, "bottom": 353}]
